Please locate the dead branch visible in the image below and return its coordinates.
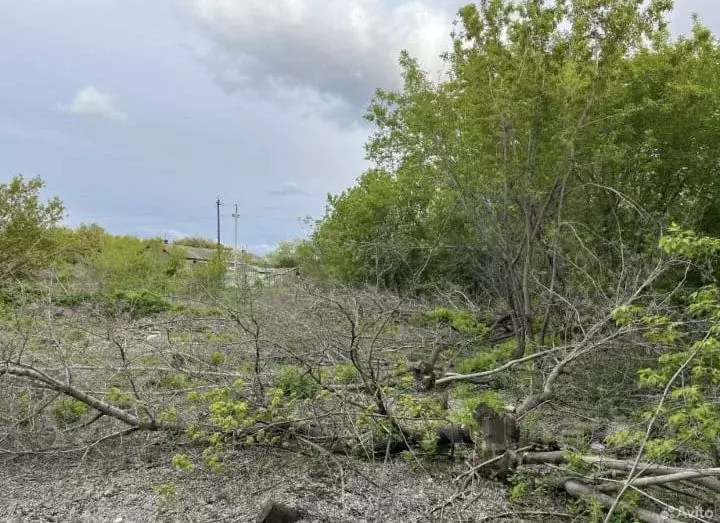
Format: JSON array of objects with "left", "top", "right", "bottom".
[
  {"left": 435, "top": 346, "right": 564, "bottom": 386},
  {"left": 0, "top": 361, "right": 180, "bottom": 431},
  {"left": 595, "top": 470, "right": 720, "bottom": 492},
  {"left": 477, "top": 511, "right": 573, "bottom": 521},
  {"left": 520, "top": 451, "right": 720, "bottom": 492},
  {"left": 564, "top": 480, "right": 685, "bottom": 523}
]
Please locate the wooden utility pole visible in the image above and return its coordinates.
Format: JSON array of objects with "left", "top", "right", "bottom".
[
  {"left": 232, "top": 203, "right": 239, "bottom": 271},
  {"left": 216, "top": 196, "right": 221, "bottom": 253}
]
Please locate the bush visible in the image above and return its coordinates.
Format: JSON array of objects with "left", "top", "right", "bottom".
[
  {"left": 173, "top": 236, "right": 218, "bottom": 249},
  {"left": 51, "top": 397, "right": 88, "bottom": 427},
  {"left": 187, "top": 255, "right": 227, "bottom": 295},
  {"left": 333, "top": 363, "right": 360, "bottom": 383},
  {"left": 0, "top": 175, "right": 65, "bottom": 280},
  {"left": 53, "top": 291, "right": 97, "bottom": 308},
  {"left": 209, "top": 351, "right": 226, "bottom": 366},
  {"left": 457, "top": 341, "right": 514, "bottom": 374},
  {"left": 160, "top": 374, "right": 190, "bottom": 390},
  {"left": 87, "top": 235, "right": 185, "bottom": 294},
  {"left": 275, "top": 366, "right": 319, "bottom": 399},
  {"left": 426, "top": 307, "right": 488, "bottom": 336},
  {"left": 107, "top": 290, "right": 173, "bottom": 318},
  {"left": 107, "top": 386, "right": 133, "bottom": 408}
]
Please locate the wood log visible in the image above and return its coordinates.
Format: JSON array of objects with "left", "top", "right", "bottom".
[
  {"left": 564, "top": 480, "right": 684, "bottom": 523},
  {"left": 520, "top": 451, "right": 720, "bottom": 492}
]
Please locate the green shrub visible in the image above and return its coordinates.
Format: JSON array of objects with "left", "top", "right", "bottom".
[
  {"left": 333, "top": 363, "right": 359, "bottom": 383},
  {"left": 171, "top": 453, "right": 193, "bottom": 471},
  {"left": 457, "top": 341, "right": 514, "bottom": 374},
  {"left": 107, "top": 290, "right": 172, "bottom": 318},
  {"left": 0, "top": 175, "right": 64, "bottom": 281},
  {"left": 425, "top": 307, "right": 488, "bottom": 335},
  {"left": 153, "top": 482, "right": 178, "bottom": 504},
  {"left": 53, "top": 291, "right": 97, "bottom": 307},
  {"left": 173, "top": 237, "right": 218, "bottom": 249},
  {"left": 51, "top": 397, "right": 88, "bottom": 427},
  {"left": 448, "top": 387, "right": 506, "bottom": 428},
  {"left": 187, "top": 255, "right": 227, "bottom": 295},
  {"left": 275, "top": 366, "right": 319, "bottom": 399},
  {"left": 209, "top": 351, "right": 226, "bottom": 366},
  {"left": 160, "top": 374, "right": 190, "bottom": 390},
  {"left": 107, "top": 386, "right": 133, "bottom": 408}
]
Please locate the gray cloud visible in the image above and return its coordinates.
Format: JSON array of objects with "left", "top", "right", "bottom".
[{"left": 186, "top": 0, "right": 455, "bottom": 122}]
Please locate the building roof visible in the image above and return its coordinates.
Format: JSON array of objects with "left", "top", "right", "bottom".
[{"left": 164, "top": 245, "right": 218, "bottom": 261}]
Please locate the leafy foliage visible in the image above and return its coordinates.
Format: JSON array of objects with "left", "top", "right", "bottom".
[
  {"left": 425, "top": 307, "right": 488, "bottom": 336},
  {"left": 51, "top": 397, "right": 88, "bottom": 427},
  {"left": 611, "top": 226, "right": 720, "bottom": 462},
  {"left": 310, "top": 0, "right": 720, "bottom": 304},
  {"left": 457, "top": 341, "right": 515, "bottom": 374},
  {"left": 274, "top": 366, "right": 319, "bottom": 399},
  {"left": 107, "top": 290, "right": 174, "bottom": 318},
  {"left": 173, "top": 236, "right": 218, "bottom": 249},
  {"left": 0, "top": 175, "right": 64, "bottom": 279}
]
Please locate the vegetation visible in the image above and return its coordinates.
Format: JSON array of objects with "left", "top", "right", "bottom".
[
  {"left": 0, "top": 175, "right": 64, "bottom": 280},
  {"left": 3, "top": 2, "right": 720, "bottom": 521},
  {"left": 172, "top": 236, "right": 218, "bottom": 249}
]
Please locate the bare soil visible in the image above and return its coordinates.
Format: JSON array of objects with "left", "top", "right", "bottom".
[{"left": 0, "top": 433, "right": 517, "bottom": 523}]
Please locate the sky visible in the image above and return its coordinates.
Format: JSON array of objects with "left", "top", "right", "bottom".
[{"left": 0, "top": 1, "right": 717, "bottom": 255}]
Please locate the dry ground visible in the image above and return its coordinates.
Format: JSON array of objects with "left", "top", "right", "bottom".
[{"left": 0, "top": 433, "right": 522, "bottom": 523}]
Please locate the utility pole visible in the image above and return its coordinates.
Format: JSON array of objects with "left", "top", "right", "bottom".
[
  {"left": 216, "top": 196, "right": 222, "bottom": 253},
  {"left": 232, "top": 203, "right": 239, "bottom": 273}
]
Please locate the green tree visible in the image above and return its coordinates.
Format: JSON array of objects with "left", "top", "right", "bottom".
[
  {"left": 313, "top": 0, "right": 720, "bottom": 357},
  {"left": 87, "top": 235, "right": 185, "bottom": 294},
  {"left": 49, "top": 223, "right": 108, "bottom": 265},
  {"left": 173, "top": 236, "right": 219, "bottom": 249},
  {"left": 0, "top": 175, "right": 64, "bottom": 279}
]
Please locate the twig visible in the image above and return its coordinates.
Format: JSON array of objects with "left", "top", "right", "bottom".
[{"left": 477, "top": 511, "right": 573, "bottom": 521}]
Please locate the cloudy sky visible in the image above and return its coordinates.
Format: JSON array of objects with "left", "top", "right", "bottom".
[{"left": 0, "top": 1, "right": 717, "bottom": 254}]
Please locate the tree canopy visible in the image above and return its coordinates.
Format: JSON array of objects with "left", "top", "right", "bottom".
[
  {"left": 0, "top": 175, "right": 64, "bottom": 279},
  {"left": 313, "top": 0, "right": 720, "bottom": 291}
]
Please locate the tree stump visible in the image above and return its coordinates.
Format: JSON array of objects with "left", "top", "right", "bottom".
[
  {"left": 256, "top": 500, "right": 303, "bottom": 523},
  {"left": 474, "top": 404, "right": 519, "bottom": 455},
  {"left": 473, "top": 404, "right": 520, "bottom": 479}
]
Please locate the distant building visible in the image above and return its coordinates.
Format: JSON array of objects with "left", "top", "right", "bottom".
[
  {"left": 161, "top": 243, "right": 298, "bottom": 286},
  {"left": 226, "top": 263, "right": 298, "bottom": 287},
  {"left": 162, "top": 244, "right": 219, "bottom": 264}
]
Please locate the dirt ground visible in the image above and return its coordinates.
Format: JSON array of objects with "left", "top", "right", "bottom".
[{"left": 0, "top": 433, "right": 520, "bottom": 523}]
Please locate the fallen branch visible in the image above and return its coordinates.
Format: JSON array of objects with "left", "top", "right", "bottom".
[
  {"left": 436, "top": 347, "right": 564, "bottom": 385},
  {"left": 520, "top": 451, "right": 720, "bottom": 492},
  {"left": 1, "top": 361, "right": 181, "bottom": 432},
  {"left": 596, "top": 470, "right": 720, "bottom": 492},
  {"left": 477, "top": 511, "right": 573, "bottom": 522},
  {"left": 564, "top": 480, "right": 685, "bottom": 523}
]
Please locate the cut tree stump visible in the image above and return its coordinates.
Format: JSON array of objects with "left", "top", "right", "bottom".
[
  {"left": 474, "top": 404, "right": 519, "bottom": 456},
  {"left": 256, "top": 500, "right": 304, "bottom": 523}
]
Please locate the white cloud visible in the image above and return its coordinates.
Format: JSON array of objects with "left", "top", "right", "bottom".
[
  {"left": 268, "top": 181, "right": 310, "bottom": 197},
  {"left": 60, "top": 86, "right": 127, "bottom": 121},
  {"left": 186, "top": 0, "right": 454, "bottom": 121},
  {"left": 245, "top": 243, "right": 275, "bottom": 256}
]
